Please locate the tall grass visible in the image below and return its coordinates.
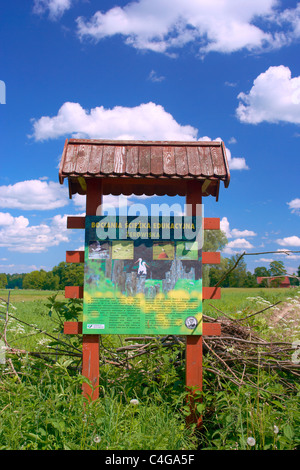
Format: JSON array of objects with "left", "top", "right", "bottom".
[{"left": 0, "top": 287, "right": 299, "bottom": 450}]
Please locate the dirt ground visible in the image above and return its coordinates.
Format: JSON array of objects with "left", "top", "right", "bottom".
[{"left": 267, "top": 298, "right": 300, "bottom": 341}]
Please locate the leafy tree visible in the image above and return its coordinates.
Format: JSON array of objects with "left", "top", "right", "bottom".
[
  {"left": 23, "top": 270, "right": 47, "bottom": 290},
  {"left": 244, "top": 271, "right": 258, "bottom": 287},
  {"left": 254, "top": 266, "right": 270, "bottom": 278},
  {"left": 208, "top": 254, "right": 256, "bottom": 288},
  {"left": 225, "top": 255, "right": 248, "bottom": 287},
  {"left": 43, "top": 271, "right": 60, "bottom": 290},
  {"left": 208, "top": 257, "right": 228, "bottom": 287},
  {"left": 269, "top": 260, "right": 286, "bottom": 277},
  {"left": 202, "top": 230, "right": 228, "bottom": 286},
  {"left": 52, "top": 262, "right": 84, "bottom": 289},
  {"left": 203, "top": 229, "right": 228, "bottom": 252},
  {"left": 6, "top": 273, "right": 25, "bottom": 289},
  {"left": 290, "top": 273, "right": 299, "bottom": 286},
  {"left": 0, "top": 273, "right": 7, "bottom": 288}
]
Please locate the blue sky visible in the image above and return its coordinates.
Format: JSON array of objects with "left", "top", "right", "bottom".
[{"left": 0, "top": 0, "right": 300, "bottom": 276}]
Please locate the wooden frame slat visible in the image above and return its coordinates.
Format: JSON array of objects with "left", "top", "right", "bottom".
[
  {"left": 64, "top": 321, "right": 221, "bottom": 337},
  {"left": 67, "top": 216, "right": 85, "bottom": 229},
  {"left": 65, "top": 286, "right": 83, "bottom": 299},
  {"left": 203, "top": 218, "right": 220, "bottom": 230},
  {"left": 202, "top": 252, "right": 220, "bottom": 264},
  {"left": 202, "top": 287, "right": 221, "bottom": 299},
  {"left": 66, "top": 250, "right": 84, "bottom": 263}
]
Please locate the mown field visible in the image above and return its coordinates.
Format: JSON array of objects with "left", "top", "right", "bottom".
[{"left": 0, "top": 287, "right": 299, "bottom": 450}]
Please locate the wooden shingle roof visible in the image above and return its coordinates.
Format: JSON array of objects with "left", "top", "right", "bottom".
[{"left": 59, "top": 139, "right": 230, "bottom": 199}]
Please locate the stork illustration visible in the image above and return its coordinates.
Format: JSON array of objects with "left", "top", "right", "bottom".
[{"left": 135, "top": 257, "right": 150, "bottom": 275}]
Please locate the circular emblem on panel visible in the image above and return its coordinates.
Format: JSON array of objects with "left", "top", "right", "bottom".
[{"left": 185, "top": 316, "right": 198, "bottom": 329}]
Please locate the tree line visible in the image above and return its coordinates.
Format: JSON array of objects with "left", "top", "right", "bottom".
[
  {"left": 0, "top": 262, "right": 84, "bottom": 290},
  {"left": 205, "top": 257, "right": 299, "bottom": 287}
]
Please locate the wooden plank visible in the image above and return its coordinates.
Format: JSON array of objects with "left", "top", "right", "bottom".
[
  {"left": 138, "top": 146, "right": 151, "bottom": 175},
  {"left": 185, "top": 335, "right": 203, "bottom": 427},
  {"left": 101, "top": 145, "right": 115, "bottom": 174},
  {"left": 185, "top": 335, "right": 203, "bottom": 388},
  {"left": 113, "top": 146, "right": 126, "bottom": 174},
  {"left": 66, "top": 250, "right": 84, "bottom": 263},
  {"left": 185, "top": 177, "right": 203, "bottom": 428},
  {"left": 186, "top": 146, "right": 201, "bottom": 176},
  {"left": 82, "top": 335, "right": 100, "bottom": 400},
  {"left": 88, "top": 145, "right": 103, "bottom": 174},
  {"left": 203, "top": 218, "right": 220, "bottom": 230},
  {"left": 64, "top": 321, "right": 221, "bottom": 337},
  {"left": 201, "top": 179, "right": 211, "bottom": 194},
  {"left": 68, "top": 138, "right": 220, "bottom": 147},
  {"left": 67, "top": 216, "right": 85, "bottom": 229},
  {"left": 64, "top": 321, "right": 83, "bottom": 335},
  {"left": 203, "top": 287, "right": 221, "bottom": 299},
  {"left": 175, "top": 146, "right": 188, "bottom": 176},
  {"left": 202, "top": 252, "right": 220, "bottom": 264},
  {"left": 221, "top": 141, "right": 231, "bottom": 187},
  {"left": 86, "top": 179, "right": 103, "bottom": 214},
  {"left": 202, "top": 323, "right": 221, "bottom": 336},
  {"left": 58, "top": 138, "right": 69, "bottom": 180},
  {"left": 198, "top": 146, "right": 214, "bottom": 177},
  {"left": 63, "top": 144, "right": 77, "bottom": 174},
  {"left": 75, "top": 144, "right": 91, "bottom": 174},
  {"left": 210, "top": 146, "right": 226, "bottom": 176},
  {"left": 81, "top": 179, "right": 103, "bottom": 402},
  {"left": 163, "top": 146, "right": 176, "bottom": 175},
  {"left": 65, "top": 286, "right": 83, "bottom": 299},
  {"left": 125, "top": 146, "right": 139, "bottom": 175},
  {"left": 150, "top": 146, "right": 163, "bottom": 175}
]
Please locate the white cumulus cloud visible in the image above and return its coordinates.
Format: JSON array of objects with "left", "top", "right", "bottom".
[
  {"left": 220, "top": 216, "right": 231, "bottom": 238},
  {"left": 76, "top": 0, "right": 297, "bottom": 55},
  {"left": 33, "top": 0, "right": 73, "bottom": 20},
  {"left": 287, "top": 198, "right": 300, "bottom": 215},
  {"left": 0, "top": 180, "right": 68, "bottom": 210},
  {"left": 0, "top": 212, "right": 70, "bottom": 253},
  {"left": 222, "top": 238, "right": 255, "bottom": 255},
  {"left": 277, "top": 236, "right": 300, "bottom": 247},
  {"left": 231, "top": 228, "right": 257, "bottom": 238},
  {"left": 221, "top": 217, "right": 256, "bottom": 254},
  {"left": 31, "top": 101, "right": 198, "bottom": 142},
  {"left": 223, "top": 145, "right": 249, "bottom": 171},
  {"left": 236, "top": 65, "right": 300, "bottom": 124},
  {"left": 220, "top": 216, "right": 256, "bottom": 239}
]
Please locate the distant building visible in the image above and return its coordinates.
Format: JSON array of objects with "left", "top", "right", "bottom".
[{"left": 257, "top": 276, "right": 291, "bottom": 288}]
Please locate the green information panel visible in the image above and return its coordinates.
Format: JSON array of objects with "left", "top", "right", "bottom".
[{"left": 83, "top": 215, "right": 203, "bottom": 335}]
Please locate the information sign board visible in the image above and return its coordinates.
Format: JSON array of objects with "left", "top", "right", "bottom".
[{"left": 83, "top": 215, "right": 202, "bottom": 335}]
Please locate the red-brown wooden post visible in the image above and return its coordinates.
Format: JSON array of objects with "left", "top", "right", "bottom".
[
  {"left": 185, "top": 182, "right": 222, "bottom": 427},
  {"left": 81, "top": 178, "right": 102, "bottom": 401},
  {"left": 185, "top": 181, "right": 203, "bottom": 426}
]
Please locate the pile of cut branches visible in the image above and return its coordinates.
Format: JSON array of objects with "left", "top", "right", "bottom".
[
  {"left": 95, "top": 300, "right": 300, "bottom": 391},
  {"left": 201, "top": 310, "right": 300, "bottom": 390}
]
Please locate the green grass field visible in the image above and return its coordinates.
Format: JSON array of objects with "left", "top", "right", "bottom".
[
  {"left": 1, "top": 286, "right": 293, "bottom": 304},
  {"left": 0, "top": 287, "right": 299, "bottom": 450},
  {"left": 0, "top": 289, "right": 65, "bottom": 303}
]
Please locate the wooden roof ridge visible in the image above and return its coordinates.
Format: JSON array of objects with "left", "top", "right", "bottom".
[{"left": 66, "top": 138, "right": 225, "bottom": 146}]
